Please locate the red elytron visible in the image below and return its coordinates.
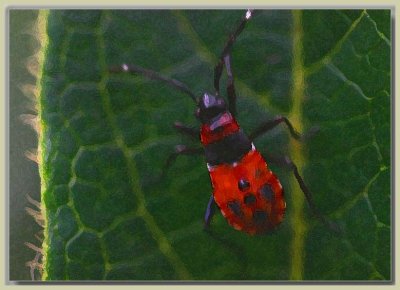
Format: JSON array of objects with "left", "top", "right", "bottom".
[
  {"left": 208, "top": 150, "right": 286, "bottom": 234},
  {"left": 111, "top": 10, "right": 338, "bottom": 235}
]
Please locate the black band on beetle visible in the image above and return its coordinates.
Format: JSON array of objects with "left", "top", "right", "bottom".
[{"left": 205, "top": 130, "right": 252, "bottom": 166}]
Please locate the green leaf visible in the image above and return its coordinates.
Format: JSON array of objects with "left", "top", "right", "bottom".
[{"left": 38, "top": 10, "right": 391, "bottom": 280}]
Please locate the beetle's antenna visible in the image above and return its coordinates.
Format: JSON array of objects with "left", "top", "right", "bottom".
[{"left": 109, "top": 63, "right": 198, "bottom": 103}]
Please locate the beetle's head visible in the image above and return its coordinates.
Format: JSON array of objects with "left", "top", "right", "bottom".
[{"left": 196, "top": 92, "right": 227, "bottom": 124}]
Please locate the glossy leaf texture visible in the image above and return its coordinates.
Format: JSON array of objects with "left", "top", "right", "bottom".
[{"left": 39, "top": 10, "right": 391, "bottom": 280}]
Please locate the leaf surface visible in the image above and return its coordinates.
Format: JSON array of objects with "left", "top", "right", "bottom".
[{"left": 39, "top": 9, "right": 391, "bottom": 280}]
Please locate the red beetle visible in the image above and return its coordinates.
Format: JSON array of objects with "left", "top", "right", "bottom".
[
  {"left": 198, "top": 93, "right": 286, "bottom": 234},
  {"left": 111, "top": 10, "right": 339, "bottom": 235}
]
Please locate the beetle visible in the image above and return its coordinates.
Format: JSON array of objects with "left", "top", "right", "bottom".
[{"left": 110, "top": 9, "right": 339, "bottom": 235}]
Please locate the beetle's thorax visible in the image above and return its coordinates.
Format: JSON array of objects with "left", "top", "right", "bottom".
[
  {"left": 198, "top": 92, "right": 252, "bottom": 166},
  {"left": 200, "top": 111, "right": 240, "bottom": 145},
  {"left": 198, "top": 92, "right": 239, "bottom": 145}
]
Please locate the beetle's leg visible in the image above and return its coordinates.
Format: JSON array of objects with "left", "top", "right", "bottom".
[
  {"left": 262, "top": 153, "right": 343, "bottom": 235},
  {"left": 164, "top": 145, "right": 203, "bottom": 173},
  {"left": 214, "top": 9, "right": 254, "bottom": 95},
  {"left": 286, "top": 157, "right": 342, "bottom": 235},
  {"left": 223, "top": 54, "right": 238, "bottom": 117},
  {"left": 158, "top": 144, "right": 203, "bottom": 183},
  {"left": 204, "top": 194, "right": 217, "bottom": 229},
  {"left": 249, "top": 115, "right": 319, "bottom": 141},
  {"left": 174, "top": 121, "right": 199, "bottom": 140},
  {"left": 159, "top": 121, "right": 201, "bottom": 179}
]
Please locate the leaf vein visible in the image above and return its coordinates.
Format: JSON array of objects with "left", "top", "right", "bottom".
[
  {"left": 365, "top": 11, "right": 391, "bottom": 46},
  {"left": 95, "top": 11, "right": 192, "bottom": 280},
  {"left": 326, "top": 63, "right": 372, "bottom": 101},
  {"left": 288, "top": 10, "right": 307, "bottom": 281},
  {"left": 305, "top": 10, "right": 366, "bottom": 76}
]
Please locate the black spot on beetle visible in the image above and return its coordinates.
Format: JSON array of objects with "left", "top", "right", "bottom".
[
  {"left": 260, "top": 184, "right": 274, "bottom": 202},
  {"left": 238, "top": 179, "right": 250, "bottom": 191},
  {"left": 244, "top": 194, "right": 256, "bottom": 205},
  {"left": 227, "top": 200, "right": 242, "bottom": 217},
  {"left": 253, "top": 210, "right": 268, "bottom": 225}
]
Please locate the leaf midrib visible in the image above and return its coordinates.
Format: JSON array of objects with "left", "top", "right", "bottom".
[
  {"left": 175, "top": 10, "right": 309, "bottom": 279},
  {"left": 288, "top": 10, "right": 307, "bottom": 280}
]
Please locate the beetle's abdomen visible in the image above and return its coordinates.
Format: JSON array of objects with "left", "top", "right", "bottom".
[{"left": 208, "top": 149, "right": 286, "bottom": 234}]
